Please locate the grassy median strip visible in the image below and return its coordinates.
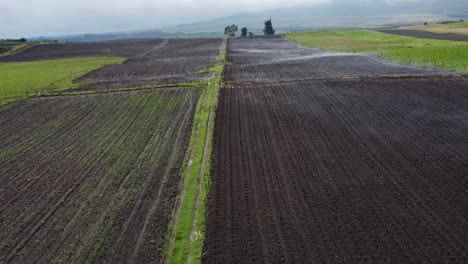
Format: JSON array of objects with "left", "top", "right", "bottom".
[
  {"left": 286, "top": 29, "right": 468, "bottom": 73},
  {"left": 163, "top": 39, "right": 225, "bottom": 264}
]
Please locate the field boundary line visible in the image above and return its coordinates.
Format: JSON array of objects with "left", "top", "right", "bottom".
[
  {"left": 162, "top": 82, "right": 210, "bottom": 264},
  {"left": 162, "top": 38, "right": 226, "bottom": 264},
  {"left": 187, "top": 78, "right": 216, "bottom": 263}
]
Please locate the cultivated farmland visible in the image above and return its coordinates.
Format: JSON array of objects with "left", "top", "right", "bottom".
[
  {"left": 397, "top": 22, "right": 468, "bottom": 36},
  {"left": 286, "top": 30, "right": 468, "bottom": 73},
  {"left": 73, "top": 38, "right": 223, "bottom": 91},
  {"left": 205, "top": 78, "right": 468, "bottom": 263},
  {"left": 0, "top": 88, "right": 200, "bottom": 263},
  {"left": 225, "top": 36, "right": 449, "bottom": 84},
  {"left": 204, "top": 36, "right": 468, "bottom": 263},
  {"left": 0, "top": 39, "right": 165, "bottom": 62}
]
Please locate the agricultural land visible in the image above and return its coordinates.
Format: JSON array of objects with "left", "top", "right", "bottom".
[
  {"left": 2, "top": 26, "right": 468, "bottom": 264},
  {"left": 204, "top": 34, "right": 468, "bottom": 263},
  {"left": 0, "top": 36, "right": 224, "bottom": 264},
  {"left": 286, "top": 30, "right": 468, "bottom": 72},
  {"left": 398, "top": 21, "right": 468, "bottom": 35}
]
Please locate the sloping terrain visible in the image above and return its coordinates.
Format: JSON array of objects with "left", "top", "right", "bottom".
[{"left": 0, "top": 88, "right": 200, "bottom": 263}]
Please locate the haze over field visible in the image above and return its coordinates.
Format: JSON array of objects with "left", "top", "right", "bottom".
[{"left": 1, "top": 0, "right": 468, "bottom": 40}]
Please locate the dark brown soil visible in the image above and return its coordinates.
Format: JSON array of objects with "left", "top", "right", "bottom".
[
  {"left": 0, "top": 88, "right": 200, "bottom": 264},
  {"left": 204, "top": 77, "right": 468, "bottom": 263},
  {"left": 68, "top": 38, "right": 223, "bottom": 91},
  {"left": 378, "top": 29, "right": 468, "bottom": 41},
  {"left": 227, "top": 35, "right": 321, "bottom": 65},
  {"left": 204, "top": 36, "right": 468, "bottom": 263},
  {"left": 225, "top": 36, "right": 450, "bottom": 84},
  {"left": 0, "top": 39, "right": 165, "bottom": 62}
]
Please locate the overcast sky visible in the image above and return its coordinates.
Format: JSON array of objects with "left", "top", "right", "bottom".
[{"left": 0, "top": 0, "right": 430, "bottom": 38}]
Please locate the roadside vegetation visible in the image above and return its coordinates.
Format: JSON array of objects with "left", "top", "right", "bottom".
[
  {"left": 163, "top": 39, "right": 225, "bottom": 264},
  {"left": 286, "top": 29, "right": 468, "bottom": 73},
  {"left": 0, "top": 57, "right": 125, "bottom": 105}
]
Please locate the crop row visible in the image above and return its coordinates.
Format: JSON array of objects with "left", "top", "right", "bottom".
[
  {"left": 205, "top": 77, "right": 468, "bottom": 263},
  {"left": 0, "top": 88, "right": 200, "bottom": 263}
]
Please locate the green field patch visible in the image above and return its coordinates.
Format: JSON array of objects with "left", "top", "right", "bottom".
[
  {"left": 0, "top": 57, "right": 125, "bottom": 104},
  {"left": 286, "top": 30, "right": 468, "bottom": 72}
]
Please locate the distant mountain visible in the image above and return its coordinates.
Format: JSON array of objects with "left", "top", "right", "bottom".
[{"left": 31, "top": 0, "right": 468, "bottom": 42}]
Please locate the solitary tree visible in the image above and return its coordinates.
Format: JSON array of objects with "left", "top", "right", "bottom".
[
  {"left": 241, "top": 27, "right": 248, "bottom": 37},
  {"left": 263, "top": 18, "right": 275, "bottom": 35},
  {"left": 248, "top": 32, "right": 254, "bottom": 36},
  {"left": 224, "top": 24, "right": 239, "bottom": 37}
]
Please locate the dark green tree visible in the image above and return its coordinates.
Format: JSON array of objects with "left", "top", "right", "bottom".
[
  {"left": 230, "top": 24, "right": 238, "bottom": 33},
  {"left": 263, "top": 18, "right": 275, "bottom": 35},
  {"left": 248, "top": 32, "right": 254, "bottom": 36},
  {"left": 241, "top": 27, "right": 248, "bottom": 37},
  {"left": 224, "top": 24, "right": 239, "bottom": 37}
]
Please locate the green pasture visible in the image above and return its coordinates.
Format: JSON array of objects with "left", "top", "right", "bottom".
[{"left": 0, "top": 57, "right": 125, "bottom": 104}]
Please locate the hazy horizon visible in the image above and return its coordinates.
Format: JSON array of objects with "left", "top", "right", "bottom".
[{"left": 1, "top": 0, "right": 465, "bottom": 39}]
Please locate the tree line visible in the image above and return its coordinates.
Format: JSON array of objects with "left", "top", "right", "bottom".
[{"left": 224, "top": 18, "right": 275, "bottom": 37}]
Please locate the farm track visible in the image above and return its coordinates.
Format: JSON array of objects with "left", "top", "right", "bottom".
[
  {"left": 0, "top": 88, "right": 200, "bottom": 263},
  {"left": 378, "top": 29, "right": 468, "bottom": 41},
  {"left": 204, "top": 36, "right": 468, "bottom": 263}
]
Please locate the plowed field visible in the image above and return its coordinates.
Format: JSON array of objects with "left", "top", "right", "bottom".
[
  {"left": 0, "top": 39, "right": 164, "bottom": 62},
  {"left": 74, "top": 38, "right": 223, "bottom": 91},
  {"left": 204, "top": 36, "right": 468, "bottom": 263},
  {"left": 205, "top": 77, "right": 468, "bottom": 263},
  {"left": 225, "top": 37, "right": 449, "bottom": 84},
  {"left": 0, "top": 88, "right": 200, "bottom": 263}
]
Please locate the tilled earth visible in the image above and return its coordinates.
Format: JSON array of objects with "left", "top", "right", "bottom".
[
  {"left": 0, "top": 39, "right": 165, "bottom": 62},
  {"left": 224, "top": 36, "right": 450, "bottom": 84},
  {"left": 0, "top": 88, "right": 200, "bottom": 263},
  {"left": 73, "top": 38, "right": 223, "bottom": 91},
  {"left": 204, "top": 36, "right": 468, "bottom": 263}
]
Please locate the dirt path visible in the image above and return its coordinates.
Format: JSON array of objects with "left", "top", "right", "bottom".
[{"left": 134, "top": 38, "right": 170, "bottom": 59}]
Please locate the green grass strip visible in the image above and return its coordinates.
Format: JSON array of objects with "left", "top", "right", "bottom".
[
  {"left": 163, "top": 38, "right": 226, "bottom": 264},
  {"left": 286, "top": 29, "right": 468, "bottom": 73}
]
